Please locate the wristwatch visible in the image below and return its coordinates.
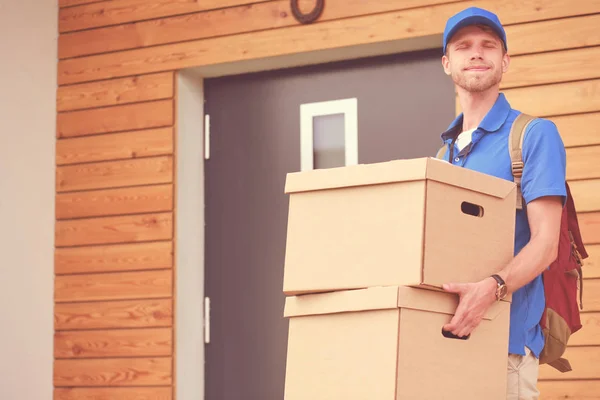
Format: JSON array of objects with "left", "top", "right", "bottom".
[{"left": 491, "top": 274, "right": 508, "bottom": 301}]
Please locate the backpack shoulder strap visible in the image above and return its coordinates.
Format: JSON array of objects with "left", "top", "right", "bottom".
[
  {"left": 436, "top": 144, "right": 448, "bottom": 160},
  {"left": 508, "top": 113, "right": 536, "bottom": 210}
]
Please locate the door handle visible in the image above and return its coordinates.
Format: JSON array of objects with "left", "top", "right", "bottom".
[{"left": 204, "top": 296, "right": 211, "bottom": 344}]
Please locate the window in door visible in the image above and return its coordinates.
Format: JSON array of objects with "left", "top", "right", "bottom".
[{"left": 300, "top": 98, "right": 358, "bottom": 171}]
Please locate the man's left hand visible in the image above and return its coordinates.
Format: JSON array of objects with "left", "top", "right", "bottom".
[{"left": 442, "top": 277, "right": 498, "bottom": 338}]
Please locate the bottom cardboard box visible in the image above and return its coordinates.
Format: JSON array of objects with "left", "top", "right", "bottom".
[{"left": 283, "top": 286, "right": 510, "bottom": 400}]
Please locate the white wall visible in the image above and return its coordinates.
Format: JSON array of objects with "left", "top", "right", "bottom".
[{"left": 0, "top": 1, "right": 57, "bottom": 399}]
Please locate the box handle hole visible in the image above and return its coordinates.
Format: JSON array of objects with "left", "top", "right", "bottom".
[
  {"left": 441, "top": 328, "right": 470, "bottom": 340},
  {"left": 461, "top": 201, "right": 484, "bottom": 218}
]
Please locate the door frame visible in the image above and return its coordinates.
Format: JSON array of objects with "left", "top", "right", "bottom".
[{"left": 174, "top": 33, "right": 442, "bottom": 400}]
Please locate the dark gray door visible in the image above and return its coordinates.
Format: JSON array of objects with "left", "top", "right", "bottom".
[{"left": 204, "top": 49, "right": 455, "bottom": 400}]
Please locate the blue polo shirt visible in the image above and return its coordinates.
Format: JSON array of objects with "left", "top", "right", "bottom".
[{"left": 438, "top": 93, "right": 567, "bottom": 357}]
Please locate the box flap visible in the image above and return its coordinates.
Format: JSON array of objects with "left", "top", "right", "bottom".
[
  {"left": 284, "top": 157, "right": 515, "bottom": 198},
  {"left": 284, "top": 158, "right": 429, "bottom": 194},
  {"left": 284, "top": 286, "right": 507, "bottom": 320},
  {"left": 284, "top": 286, "right": 399, "bottom": 317},
  {"left": 425, "top": 158, "right": 516, "bottom": 199},
  {"left": 397, "top": 286, "right": 506, "bottom": 321}
]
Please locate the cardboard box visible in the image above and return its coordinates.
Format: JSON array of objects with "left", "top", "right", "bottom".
[
  {"left": 283, "top": 157, "right": 516, "bottom": 295},
  {"left": 284, "top": 286, "right": 510, "bottom": 400}
]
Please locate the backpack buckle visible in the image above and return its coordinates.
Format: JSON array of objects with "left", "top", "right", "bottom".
[{"left": 512, "top": 161, "right": 524, "bottom": 177}]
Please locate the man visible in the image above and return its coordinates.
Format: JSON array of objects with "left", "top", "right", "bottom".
[{"left": 437, "top": 7, "right": 567, "bottom": 400}]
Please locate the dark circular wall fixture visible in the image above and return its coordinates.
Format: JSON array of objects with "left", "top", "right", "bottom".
[{"left": 291, "top": 0, "right": 325, "bottom": 24}]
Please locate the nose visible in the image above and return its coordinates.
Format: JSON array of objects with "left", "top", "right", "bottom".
[
  {"left": 470, "top": 44, "right": 484, "bottom": 60},
  {"left": 470, "top": 50, "right": 483, "bottom": 60}
]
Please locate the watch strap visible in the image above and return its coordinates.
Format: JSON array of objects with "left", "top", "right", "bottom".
[{"left": 491, "top": 274, "right": 505, "bottom": 286}]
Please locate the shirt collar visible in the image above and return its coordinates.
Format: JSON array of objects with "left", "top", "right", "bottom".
[{"left": 441, "top": 93, "right": 512, "bottom": 141}]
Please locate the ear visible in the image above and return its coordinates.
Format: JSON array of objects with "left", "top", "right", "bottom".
[
  {"left": 501, "top": 53, "right": 510, "bottom": 73},
  {"left": 442, "top": 55, "right": 451, "bottom": 76}
]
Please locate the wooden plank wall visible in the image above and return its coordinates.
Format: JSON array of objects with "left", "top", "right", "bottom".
[{"left": 55, "top": 0, "right": 600, "bottom": 398}]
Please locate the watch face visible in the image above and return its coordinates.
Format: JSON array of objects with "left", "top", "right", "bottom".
[{"left": 498, "top": 285, "right": 508, "bottom": 299}]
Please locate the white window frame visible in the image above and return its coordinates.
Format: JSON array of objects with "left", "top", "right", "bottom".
[{"left": 300, "top": 98, "right": 358, "bottom": 171}]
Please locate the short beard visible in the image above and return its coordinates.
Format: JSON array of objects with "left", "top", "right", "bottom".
[{"left": 452, "top": 68, "right": 502, "bottom": 93}]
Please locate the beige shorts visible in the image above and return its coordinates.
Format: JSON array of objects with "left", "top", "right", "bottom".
[{"left": 507, "top": 347, "right": 540, "bottom": 400}]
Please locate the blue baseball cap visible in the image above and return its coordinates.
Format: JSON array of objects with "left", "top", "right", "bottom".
[{"left": 443, "top": 7, "right": 507, "bottom": 54}]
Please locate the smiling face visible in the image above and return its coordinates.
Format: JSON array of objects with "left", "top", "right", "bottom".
[{"left": 442, "top": 24, "right": 510, "bottom": 93}]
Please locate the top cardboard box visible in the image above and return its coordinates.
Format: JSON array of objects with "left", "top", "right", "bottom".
[{"left": 282, "top": 157, "right": 517, "bottom": 295}]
